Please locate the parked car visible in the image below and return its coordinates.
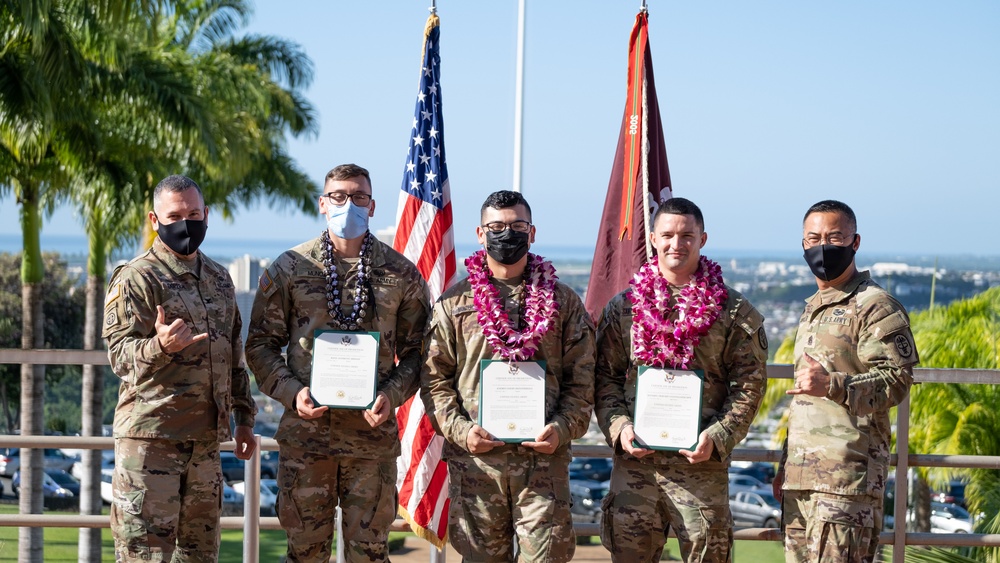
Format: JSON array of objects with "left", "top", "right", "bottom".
[
  {"left": 569, "top": 457, "right": 612, "bottom": 482},
  {"left": 730, "top": 489, "right": 781, "bottom": 529},
  {"left": 569, "top": 479, "right": 608, "bottom": 524},
  {"left": 259, "top": 450, "right": 279, "bottom": 480},
  {"left": 70, "top": 449, "right": 115, "bottom": 481},
  {"left": 12, "top": 469, "right": 78, "bottom": 509},
  {"left": 728, "top": 473, "right": 765, "bottom": 495},
  {"left": 233, "top": 478, "right": 279, "bottom": 516},
  {"left": 222, "top": 481, "right": 244, "bottom": 516},
  {"left": 929, "top": 502, "right": 974, "bottom": 533},
  {"left": 220, "top": 452, "right": 245, "bottom": 483},
  {"left": 729, "top": 461, "right": 775, "bottom": 484},
  {"left": 0, "top": 448, "right": 78, "bottom": 477},
  {"left": 932, "top": 479, "right": 968, "bottom": 509},
  {"left": 100, "top": 468, "right": 114, "bottom": 504}
]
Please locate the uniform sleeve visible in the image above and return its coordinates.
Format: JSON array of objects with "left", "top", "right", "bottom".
[
  {"left": 380, "top": 270, "right": 432, "bottom": 408},
  {"left": 549, "top": 290, "right": 595, "bottom": 445},
  {"left": 229, "top": 301, "right": 257, "bottom": 428},
  {"left": 594, "top": 296, "right": 633, "bottom": 450},
  {"left": 102, "top": 267, "right": 173, "bottom": 384},
  {"left": 826, "top": 297, "right": 917, "bottom": 417},
  {"left": 705, "top": 299, "right": 768, "bottom": 459},
  {"left": 245, "top": 263, "right": 302, "bottom": 410},
  {"left": 420, "top": 299, "right": 475, "bottom": 452}
]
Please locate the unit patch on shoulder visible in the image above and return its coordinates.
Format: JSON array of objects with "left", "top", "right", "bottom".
[
  {"left": 259, "top": 270, "right": 273, "bottom": 292},
  {"left": 757, "top": 327, "right": 768, "bottom": 350},
  {"left": 894, "top": 334, "right": 913, "bottom": 358}
]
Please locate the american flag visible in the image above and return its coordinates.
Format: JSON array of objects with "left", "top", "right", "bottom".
[{"left": 392, "top": 13, "right": 454, "bottom": 549}]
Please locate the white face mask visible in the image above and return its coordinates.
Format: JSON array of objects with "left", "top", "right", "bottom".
[{"left": 326, "top": 202, "right": 370, "bottom": 239}]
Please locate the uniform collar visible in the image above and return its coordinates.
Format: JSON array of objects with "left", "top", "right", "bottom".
[
  {"left": 151, "top": 237, "right": 202, "bottom": 279},
  {"left": 808, "top": 270, "right": 870, "bottom": 307}
]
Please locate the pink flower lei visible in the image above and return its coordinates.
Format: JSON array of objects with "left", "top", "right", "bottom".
[
  {"left": 465, "top": 250, "right": 560, "bottom": 361},
  {"left": 629, "top": 256, "right": 728, "bottom": 370}
]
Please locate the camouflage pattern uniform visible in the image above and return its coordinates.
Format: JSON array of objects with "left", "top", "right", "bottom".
[
  {"left": 780, "top": 271, "right": 917, "bottom": 563},
  {"left": 420, "top": 275, "right": 595, "bottom": 563},
  {"left": 595, "top": 284, "right": 768, "bottom": 563},
  {"left": 245, "top": 235, "right": 430, "bottom": 563},
  {"left": 103, "top": 237, "right": 257, "bottom": 562}
]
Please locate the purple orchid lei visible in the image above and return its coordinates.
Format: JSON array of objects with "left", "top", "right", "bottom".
[
  {"left": 465, "top": 250, "right": 560, "bottom": 362},
  {"left": 628, "top": 255, "right": 728, "bottom": 370}
]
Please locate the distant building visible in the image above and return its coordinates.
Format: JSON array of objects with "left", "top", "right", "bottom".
[{"left": 228, "top": 254, "right": 270, "bottom": 293}]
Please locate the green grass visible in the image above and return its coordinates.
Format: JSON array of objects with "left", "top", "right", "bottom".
[
  {"left": 575, "top": 535, "right": 785, "bottom": 562},
  {"left": 0, "top": 505, "right": 406, "bottom": 561}
]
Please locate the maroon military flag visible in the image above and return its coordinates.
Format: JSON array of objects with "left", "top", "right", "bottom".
[{"left": 585, "top": 10, "right": 673, "bottom": 321}]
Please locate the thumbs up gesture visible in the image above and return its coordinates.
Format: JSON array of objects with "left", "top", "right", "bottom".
[{"left": 155, "top": 305, "right": 208, "bottom": 353}]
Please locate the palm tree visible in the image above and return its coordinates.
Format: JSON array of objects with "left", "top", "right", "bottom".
[
  {"left": 65, "top": 2, "right": 318, "bottom": 558},
  {"left": 906, "top": 287, "right": 1000, "bottom": 562}
]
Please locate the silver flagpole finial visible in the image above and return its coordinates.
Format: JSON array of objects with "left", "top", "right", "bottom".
[
  {"left": 429, "top": 0, "right": 436, "bottom": 15},
  {"left": 640, "top": 0, "right": 648, "bottom": 14}
]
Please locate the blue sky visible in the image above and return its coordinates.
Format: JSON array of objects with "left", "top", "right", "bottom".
[{"left": 1, "top": 0, "right": 998, "bottom": 257}]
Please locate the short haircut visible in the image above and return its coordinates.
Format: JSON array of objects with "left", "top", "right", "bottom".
[
  {"left": 804, "top": 200, "right": 857, "bottom": 233},
  {"left": 651, "top": 197, "right": 704, "bottom": 231},
  {"left": 153, "top": 175, "right": 203, "bottom": 206},
  {"left": 480, "top": 190, "right": 532, "bottom": 222},
  {"left": 325, "top": 164, "right": 372, "bottom": 190}
]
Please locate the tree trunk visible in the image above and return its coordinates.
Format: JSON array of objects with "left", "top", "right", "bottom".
[
  {"left": 79, "top": 251, "right": 106, "bottom": 561},
  {"left": 19, "top": 187, "right": 45, "bottom": 562},
  {"left": 19, "top": 283, "right": 44, "bottom": 563},
  {"left": 913, "top": 474, "right": 932, "bottom": 532},
  {"left": 0, "top": 383, "right": 11, "bottom": 434}
]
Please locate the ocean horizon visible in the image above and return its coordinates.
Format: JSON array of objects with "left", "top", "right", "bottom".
[{"left": 2, "top": 234, "right": 999, "bottom": 271}]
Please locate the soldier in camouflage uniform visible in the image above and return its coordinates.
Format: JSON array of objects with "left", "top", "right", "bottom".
[
  {"left": 103, "top": 175, "right": 257, "bottom": 562},
  {"left": 246, "top": 164, "right": 430, "bottom": 563},
  {"left": 421, "top": 190, "right": 595, "bottom": 562},
  {"left": 595, "top": 198, "right": 768, "bottom": 563},
  {"left": 775, "top": 200, "right": 917, "bottom": 563}
]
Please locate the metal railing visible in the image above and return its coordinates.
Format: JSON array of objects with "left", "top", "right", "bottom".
[{"left": 2, "top": 349, "right": 1000, "bottom": 563}]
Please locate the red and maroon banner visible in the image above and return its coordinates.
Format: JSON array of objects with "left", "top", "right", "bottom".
[{"left": 585, "top": 10, "right": 673, "bottom": 321}]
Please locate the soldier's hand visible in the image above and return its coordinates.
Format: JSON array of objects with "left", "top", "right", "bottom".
[
  {"left": 364, "top": 392, "right": 391, "bottom": 428},
  {"left": 787, "top": 353, "right": 831, "bottom": 397},
  {"left": 295, "top": 387, "right": 329, "bottom": 419},
  {"left": 678, "top": 430, "right": 715, "bottom": 464},
  {"left": 466, "top": 424, "right": 503, "bottom": 454},
  {"left": 233, "top": 425, "right": 256, "bottom": 461},
  {"left": 155, "top": 305, "right": 208, "bottom": 353},
  {"left": 620, "top": 425, "right": 654, "bottom": 459},
  {"left": 522, "top": 424, "right": 560, "bottom": 455},
  {"left": 772, "top": 470, "right": 784, "bottom": 503}
]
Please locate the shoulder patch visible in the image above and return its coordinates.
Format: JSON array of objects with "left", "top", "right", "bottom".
[
  {"left": 893, "top": 334, "right": 914, "bottom": 359},
  {"left": 259, "top": 269, "right": 274, "bottom": 293},
  {"left": 757, "top": 327, "right": 768, "bottom": 350},
  {"left": 104, "top": 282, "right": 122, "bottom": 309}
]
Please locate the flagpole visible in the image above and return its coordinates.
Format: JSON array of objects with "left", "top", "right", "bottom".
[{"left": 512, "top": 0, "right": 526, "bottom": 192}]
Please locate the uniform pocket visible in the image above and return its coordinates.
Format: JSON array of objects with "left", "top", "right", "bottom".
[
  {"left": 698, "top": 504, "right": 732, "bottom": 530},
  {"left": 813, "top": 495, "right": 875, "bottom": 528}
]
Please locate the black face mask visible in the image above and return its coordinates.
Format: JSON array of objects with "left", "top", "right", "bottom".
[
  {"left": 157, "top": 218, "right": 207, "bottom": 256},
  {"left": 485, "top": 229, "right": 530, "bottom": 265},
  {"left": 803, "top": 236, "right": 856, "bottom": 281}
]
